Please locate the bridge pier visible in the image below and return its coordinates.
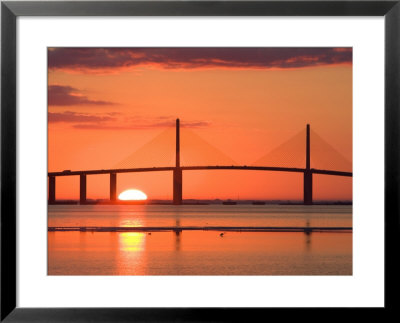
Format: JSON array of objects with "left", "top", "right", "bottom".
[
  {"left": 49, "top": 176, "right": 56, "bottom": 204},
  {"left": 303, "top": 170, "right": 313, "bottom": 205},
  {"left": 303, "top": 124, "right": 312, "bottom": 205},
  {"left": 110, "top": 173, "right": 117, "bottom": 201},
  {"left": 173, "top": 118, "right": 183, "bottom": 205},
  {"left": 173, "top": 168, "right": 182, "bottom": 205},
  {"left": 80, "top": 174, "right": 87, "bottom": 204}
]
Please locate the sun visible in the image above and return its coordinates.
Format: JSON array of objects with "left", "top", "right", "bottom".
[{"left": 118, "top": 189, "right": 148, "bottom": 201}]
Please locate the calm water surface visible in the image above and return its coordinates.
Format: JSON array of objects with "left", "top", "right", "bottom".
[
  {"left": 48, "top": 204, "right": 352, "bottom": 275},
  {"left": 48, "top": 204, "right": 352, "bottom": 227}
]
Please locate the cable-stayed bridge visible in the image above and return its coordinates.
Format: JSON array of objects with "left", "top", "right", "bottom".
[{"left": 48, "top": 119, "right": 352, "bottom": 205}]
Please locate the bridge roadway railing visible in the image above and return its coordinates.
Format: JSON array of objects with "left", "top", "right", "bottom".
[{"left": 48, "top": 166, "right": 352, "bottom": 177}]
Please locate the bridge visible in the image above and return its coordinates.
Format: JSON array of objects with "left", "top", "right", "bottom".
[{"left": 48, "top": 119, "right": 352, "bottom": 205}]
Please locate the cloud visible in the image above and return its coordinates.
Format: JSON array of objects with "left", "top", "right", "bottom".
[
  {"left": 48, "top": 111, "right": 117, "bottom": 123},
  {"left": 48, "top": 85, "right": 115, "bottom": 106},
  {"left": 48, "top": 112, "right": 210, "bottom": 130},
  {"left": 122, "top": 119, "right": 210, "bottom": 129},
  {"left": 48, "top": 48, "right": 352, "bottom": 73},
  {"left": 73, "top": 119, "right": 210, "bottom": 130},
  {"left": 181, "top": 121, "right": 210, "bottom": 128}
]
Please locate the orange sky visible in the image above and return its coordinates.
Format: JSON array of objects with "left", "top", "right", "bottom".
[{"left": 48, "top": 48, "right": 352, "bottom": 201}]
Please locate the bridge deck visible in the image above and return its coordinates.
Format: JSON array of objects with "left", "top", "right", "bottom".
[{"left": 48, "top": 166, "right": 352, "bottom": 177}]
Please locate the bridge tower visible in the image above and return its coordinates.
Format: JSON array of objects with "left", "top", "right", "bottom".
[
  {"left": 303, "top": 124, "right": 313, "bottom": 205},
  {"left": 173, "top": 118, "right": 183, "bottom": 205}
]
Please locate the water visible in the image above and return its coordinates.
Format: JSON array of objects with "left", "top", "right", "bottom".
[
  {"left": 48, "top": 204, "right": 352, "bottom": 228},
  {"left": 48, "top": 204, "right": 352, "bottom": 275}
]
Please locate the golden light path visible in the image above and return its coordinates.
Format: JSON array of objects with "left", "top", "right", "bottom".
[{"left": 118, "top": 189, "right": 148, "bottom": 201}]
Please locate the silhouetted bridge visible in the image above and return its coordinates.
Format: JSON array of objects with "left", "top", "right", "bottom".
[{"left": 48, "top": 119, "right": 352, "bottom": 205}]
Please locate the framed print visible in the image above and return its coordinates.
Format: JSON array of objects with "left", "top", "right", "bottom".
[
  {"left": 1, "top": 1, "right": 399, "bottom": 321},
  {"left": 46, "top": 46, "right": 353, "bottom": 277}
]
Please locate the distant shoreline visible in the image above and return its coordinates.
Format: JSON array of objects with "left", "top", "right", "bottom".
[{"left": 48, "top": 225, "right": 352, "bottom": 233}]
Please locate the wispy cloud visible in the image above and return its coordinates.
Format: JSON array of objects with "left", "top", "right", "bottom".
[
  {"left": 48, "top": 112, "right": 210, "bottom": 130},
  {"left": 48, "top": 111, "right": 117, "bottom": 123},
  {"left": 48, "top": 85, "right": 116, "bottom": 106},
  {"left": 48, "top": 48, "right": 352, "bottom": 73}
]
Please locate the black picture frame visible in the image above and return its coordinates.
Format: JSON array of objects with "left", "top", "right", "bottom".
[{"left": 1, "top": 1, "right": 399, "bottom": 321}]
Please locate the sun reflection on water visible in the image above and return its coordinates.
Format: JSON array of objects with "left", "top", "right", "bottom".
[
  {"left": 119, "top": 219, "right": 144, "bottom": 227},
  {"left": 116, "top": 232, "right": 147, "bottom": 274},
  {"left": 119, "top": 232, "right": 145, "bottom": 252}
]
